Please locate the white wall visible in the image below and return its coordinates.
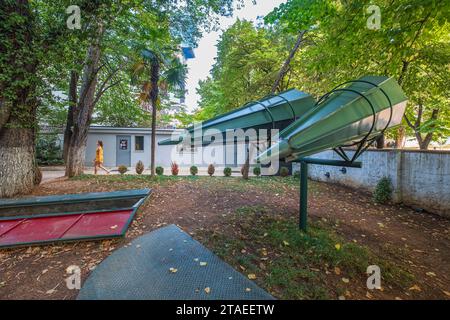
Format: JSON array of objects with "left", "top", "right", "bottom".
[{"left": 304, "top": 149, "right": 450, "bottom": 218}]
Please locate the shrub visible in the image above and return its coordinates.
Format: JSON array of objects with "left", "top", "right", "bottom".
[
  {"left": 279, "top": 167, "right": 289, "bottom": 177},
  {"left": 135, "top": 161, "right": 144, "bottom": 174},
  {"left": 36, "top": 133, "right": 63, "bottom": 165},
  {"left": 118, "top": 165, "right": 128, "bottom": 175},
  {"left": 223, "top": 167, "right": 232, "bottom": 177},
  {"left": 155, "top": 166, "right": 164, "bottom": 176},
  {"left": 207, "top": 164, "right": 215, "bottom": 176},
  {"left": 171, "top": 162, "right": 179, "bottom": 176},
  {"left": 190, "top": 165, "right": 198, "bottom": 176},
  {"left": 253, "top": 166, "right": 261, "bottom": 177},
  {"left": 293, "top": 170, "right": 300, "bottom": 178},
  {"left": 373, "top": 177, "right": 392, "bottom": 204}
]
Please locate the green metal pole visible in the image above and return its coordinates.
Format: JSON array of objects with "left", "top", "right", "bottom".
[{"left": 299, "top": 161, "right": 308, "bottom": 231}]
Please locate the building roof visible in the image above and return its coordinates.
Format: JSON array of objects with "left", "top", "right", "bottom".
[{"left": 87, "top": 126, "right": 184, "bottom": 135}]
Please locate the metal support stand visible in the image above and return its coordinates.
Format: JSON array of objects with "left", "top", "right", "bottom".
[
  {"left": 296, "top": 158, "right": 362, "bottom": 232},
  {"left": 299, "top": 161, "right": 308, "bottom": 231}
]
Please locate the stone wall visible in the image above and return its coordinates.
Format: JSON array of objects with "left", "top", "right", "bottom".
[{"left": 299, "top": 149, "right": 450, "bottom": 218}]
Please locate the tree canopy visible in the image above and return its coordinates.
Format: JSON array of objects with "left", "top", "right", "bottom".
[{"left": 191, "top": 0, "right": 450, "bottom": 148}]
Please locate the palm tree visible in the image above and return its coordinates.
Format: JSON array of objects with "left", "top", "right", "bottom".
[{"left": 133, "top": 48, "right": 186, "bottom": 176}]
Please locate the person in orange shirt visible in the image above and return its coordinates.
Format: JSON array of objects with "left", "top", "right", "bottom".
[{"left": 94, "top": 140, "right": 110, "bottom": 174}]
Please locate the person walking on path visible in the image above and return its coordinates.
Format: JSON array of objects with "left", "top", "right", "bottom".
[{"left": 94, "top": 140, "right": 110, "bottom": 175}]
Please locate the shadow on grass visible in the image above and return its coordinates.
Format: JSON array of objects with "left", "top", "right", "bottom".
[{"left": 199, "top": 206, "right": 414, "bottom": 300}]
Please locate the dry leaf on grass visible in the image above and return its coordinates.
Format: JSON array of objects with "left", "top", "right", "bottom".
[{"left": 248, "top": 274, "right": 257, "bottom": 280}]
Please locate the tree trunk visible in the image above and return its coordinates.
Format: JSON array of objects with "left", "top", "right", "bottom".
[
  {"left": 395, "top": 125, "right": 406, "bottom": 148},
  {"left": 0, "top": 0, "right": 39, "bottom": 197},
  {"left": 0, "top": 125, "right": 36, "bottom": 197},
  {"left": 65, "top": 24, "right": 103, "bottom": 177},
  {"left": 150, "top": 60, "right": 160, "bottom": 177},
  {"left": 242, "top": 146, "right": 250, "bottom": 180},
  {"left": 63, "top": 70, "right": 79, "bottom": 163},
  {"left": 243, "top": 30, "right": 306, "bottom": 179},
  {"left": 270, "top": 30, "right": 307, "bottom": 94},
  {"left": 375, "top": 134, "right": 385, "bottom": 149}
]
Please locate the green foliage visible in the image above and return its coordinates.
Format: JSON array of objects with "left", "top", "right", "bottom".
[
  {"left": 279, "top": 167, "right": 289, "bottom": 177},
  {"left": 156, "top": 166, "right": 164, "bottom": 176},
  {"left": 373, "top": 177, "right": 393, "bottom": 204},
  {"left": 192, "top": 0, "right": 450, "bottom": 148},
  {"left": 253, "top": 166, "right": 261, "bottom": 177},
  {"left": 135, "top": 161, "right": 144, "bottom": 175},
  {"left": 190, "top": 165, "right": 198, "bottom": 176},
  {"left": 118, "top": 165, "right": 128, "bottom": 175},
  {"left": 191, "top": 20, "right": 291, "bottom": 123},
  {"left": 223, "top": 167, "right": 232, "bottom": 177},
  {"left": 36, "top": 133, "right": 63, "bottom": 165},
  {"left": 207, "top": 164, "right": 215, "bottom": 176}
]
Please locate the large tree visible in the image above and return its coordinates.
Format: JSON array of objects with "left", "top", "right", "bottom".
[
  {"left": 0, "top": 0, "right": 72, "bottom": 197},
  {"left": 266, "top": 0, "right": 450, "bottom": 149},
  {"left": 63, "top": 0, "right": 238, "bottom": 177}
]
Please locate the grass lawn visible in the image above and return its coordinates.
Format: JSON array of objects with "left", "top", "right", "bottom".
[{"left": 1, "top": 175, "right": 449, "bottom": 300}]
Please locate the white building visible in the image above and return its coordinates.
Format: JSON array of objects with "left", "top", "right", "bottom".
[{"left": 85, "top": 126, "right": 184, "bottom": 168}]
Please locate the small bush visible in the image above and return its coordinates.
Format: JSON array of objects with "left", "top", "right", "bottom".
[
  {"left": 293, "top": 170, "right": 300, "bottom": 178},
  {"left": 190, "top": 165, "right": 198, "bottom": 176},
  {"left": 223, "top": 167, "right": 232, "bottom": 177},
  {"left": 36, "top": 133, "right": 63, "bottom": 165},
  {"left": 207, "top": 164, "right": 215, "bottom": 176},
  {"left": 373, "top": 177, "right": 392, "bottom": 204},
  {"left": 118, "top": 165, "right": 128, "bottom": 175},
  {"left": 155, "top": 166, "right": 164, "bottom": 176},
  {"left": 279, "top": 167, "right": 289, "bottom": 177},
  {"left": 135, "top": 161, "right": 144, "bottom": 174},
  {"left": 171, "top": 162, "right": 179, "bottom": 176},
  {"left": 253, "top": 166, "right": 261, "bottom": 177}
]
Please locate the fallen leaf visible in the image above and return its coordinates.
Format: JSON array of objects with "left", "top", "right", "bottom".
[
  {"left": 204, "top": 287, "right": 211, "bottom": 294},
  {"left": 110, "top": 225, "right": 118, "bottom": 230},
  {"left": 443, "top": 290, "right": 450, "bottom": 297},
  {"left": 248, "top": 274, "right": 257, "bottom": 280},
  {"left": 283, "top": 240, "right": 289, "bottom": 246},
  {"left": 200, "top": 262, "right": 207, "bottom": 266},
  {"left": 334, "top": 267, "right": 341, "bottom": 275},
  {"left": 245, "top": 288, "right": 252, "bottom": 292},
  {"left": 409, "top": 284, "right": 421, "bottom": 292},
  {"left": 335, "top": 244, "right": 341, "bottom": 251},
  {"left": 342, "top": 277, "right": 350, "bottom": 283},
  {"left": 169, "top": 268, "right": 178, "bottom": 273},
  {"left": 425, "top": 272, "right": 436, "bottom": 277}
]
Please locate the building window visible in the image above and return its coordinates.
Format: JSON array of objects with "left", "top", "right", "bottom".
[{"left": 135, "top": 136, "right": 144, "bottom": 151}]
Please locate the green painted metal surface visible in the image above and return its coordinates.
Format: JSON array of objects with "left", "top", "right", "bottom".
[
  {"left": 0, "top": 189, "right": 151, "bottom": 219},
  {"left": 158, "top": 88, "right": 316, "bottom": 146},
  {"left": 257, "top": 76, "right": 408, "bottom": 163}
]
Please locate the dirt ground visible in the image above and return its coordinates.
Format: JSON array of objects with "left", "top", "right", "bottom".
[{"left": 0, "top": 175, "right": 449, "bottom": 300}]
